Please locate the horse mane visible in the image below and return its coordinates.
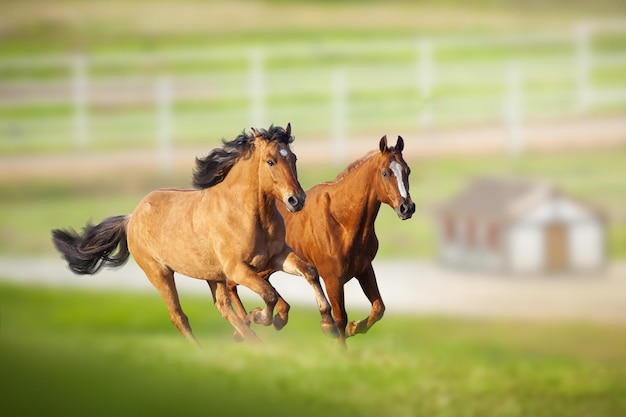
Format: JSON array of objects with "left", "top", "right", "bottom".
[
  {"left": 192, "top": 125, "right": 294, "bottom": 189},
  {"left": 326, "top": 150, "right": 378, "bottom": 184}
]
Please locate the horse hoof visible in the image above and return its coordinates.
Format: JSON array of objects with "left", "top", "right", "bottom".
[
  {"left": 320, "top": 320, "right": 340, "bottom": 338},
  {"left": 249, "top": 307, "right": 273, "bottom": 326},
  {"left": 273, "top": 315, "right": 288, "bottom": 331},
  {"left": 233, "top": 331, "right": 244, "bottom": 343}
]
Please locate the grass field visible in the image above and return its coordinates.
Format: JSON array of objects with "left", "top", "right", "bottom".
[{"left": 1, "top": 282, "right": 625, "bottom": 417}]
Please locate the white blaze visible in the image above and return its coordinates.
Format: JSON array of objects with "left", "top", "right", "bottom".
[
  {"left": 279, "top": 148, "right": 288, "bottom": 157},
  {"left": 390, "top": 160, "right": 408, "bottom": 198}
]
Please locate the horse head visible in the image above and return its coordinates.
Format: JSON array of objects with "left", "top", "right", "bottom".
[
  {"left": 375, "top": 135, "right": 415, "bottom": 220},
  {"left": 252, "top": 123, "right": 306, "bottom": 213}
]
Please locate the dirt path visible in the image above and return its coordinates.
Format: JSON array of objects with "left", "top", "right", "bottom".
[{"left": 2, "top": 257, "right": 625, "bottom": 325}]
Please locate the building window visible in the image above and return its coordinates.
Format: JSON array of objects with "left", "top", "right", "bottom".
[
  {"left": 486, "top": 221, "right": 500, "bottom": 251},
  {"left": 444, "top": 214, "right": 456, "bottom": 243}
]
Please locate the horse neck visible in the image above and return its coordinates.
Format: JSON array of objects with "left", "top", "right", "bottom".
[
  {"left": 219, "top": 155, "right": 276, "bottom": 222},
  {"left": 328, "top": 158, "right": 382, "bottom": 234}
]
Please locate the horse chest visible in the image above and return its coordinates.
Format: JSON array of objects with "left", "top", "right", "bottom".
[{"left": 242, "top": 223, "right": 285, "bottom": 270}]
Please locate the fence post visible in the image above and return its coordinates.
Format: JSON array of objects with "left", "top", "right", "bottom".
[
  {"left": 505, "top": 62, "right": 524, "bottom": 157},
  {"left": 72, "top": 54, "right": 88, "bottom": 150},
  {"left": 250, "top": 48, "right": 265, "bottom": 128},
  {"left": 332, "top": 69, "right": 348, "bottom": 165},
  {"left": 157, "top": 76, "right": 173, "bottom": 175},
  {"left": 418, "top": 39, "right": 434, "bottom": 129},
  {"left": 575, "top": 22, "right": 592, "bottom": 113}
]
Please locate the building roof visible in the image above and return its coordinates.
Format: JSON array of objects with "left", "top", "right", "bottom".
[{"left": 437, "top": 176, "right": 558, "bottom": 222}]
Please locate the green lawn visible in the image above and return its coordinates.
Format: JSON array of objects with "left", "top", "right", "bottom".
[{"left": 1, "top": 282, "right": 625, "bottom": 417}]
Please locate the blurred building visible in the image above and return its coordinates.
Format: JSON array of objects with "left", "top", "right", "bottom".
[{"left": 435, "top": 177, "right": 606, "bottom": 274}]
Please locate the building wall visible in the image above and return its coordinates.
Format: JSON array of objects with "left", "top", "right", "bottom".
[
  {"left": 569, "top": 221, "right": 605, "bottom": 270},
  {"left": 507, "top": 197, "right": 605, "bottom": 273},
  {"left": 507, "top": 223, "right": 544, "bottom": 273},
  {"left": 438, "top": 196, "right": 605, "bottom": 274}
]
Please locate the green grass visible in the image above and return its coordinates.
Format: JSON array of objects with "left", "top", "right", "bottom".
[{"left": 1, "top": 282, "right": 625, "bottom": 417}]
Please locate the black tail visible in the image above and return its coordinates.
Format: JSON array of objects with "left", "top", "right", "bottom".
[{"left": 51, "top": 215, "right": 130, "bottom": 275}]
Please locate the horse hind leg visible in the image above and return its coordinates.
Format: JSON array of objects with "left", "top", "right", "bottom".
[{"left": 136, "top": 257, "right": 199, "bottom": 346}]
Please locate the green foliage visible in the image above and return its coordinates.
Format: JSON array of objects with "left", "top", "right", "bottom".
[{"left": 1, "top": 283, "right": 625, "bottom": 417}]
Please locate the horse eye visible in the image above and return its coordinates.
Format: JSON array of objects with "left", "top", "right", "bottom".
[
  {"left": 267, "top": 160, "right": 275, "bottom": 167},
  {"left": 382, "top": 171, "right": 388, "bottom": 177}
]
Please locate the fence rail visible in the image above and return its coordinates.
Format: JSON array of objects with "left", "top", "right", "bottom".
[{"left": 1, "top": 21, "right": 625, "bottom": 166}]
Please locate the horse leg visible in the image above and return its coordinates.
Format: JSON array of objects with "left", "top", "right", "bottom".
[
  {"left": 346, "top": 264, "right": 385, "bottom": 338},
  {"left": 272, "top": 292, "right": 291, "bottom": 331},
  {"left": 224, "top": 280, "right": 253, "bottom": 342},
  {"left": 256, "top": 270, "right": 291, "bottom": 331},
  {"left": 226, "top": 280, "right": 250, "bottom": 324},
  {"left": 136, "top": 257, "right": 199, "bottom": 346},
  {"left": 325, "top": 279, "right": 348, "bottom": 347},
  {"left": 225, "top": 263, "right": 278, "bottom": 327},
  {"left": 207, "top": 280, "right": 259, "bottom": 343},
  {"left": 274, "top": 250, "right": 337, "bottom": 338}
]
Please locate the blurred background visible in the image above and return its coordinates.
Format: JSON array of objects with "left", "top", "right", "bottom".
[
  {"left": 1, "top": 0, "right": 626, "bottom": 312},
  {"left": 1, "top": 1, "right": 626, "bottom": 416},
  {"left": 1, "top": 0, "right": 625, "bottom": 313}
]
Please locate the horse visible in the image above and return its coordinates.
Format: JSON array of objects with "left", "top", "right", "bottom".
[
  {"left": 51, "top": 124, "right": 337, "bottom": 345},
  {"left": 212, "top": 135, "right": 415, "bottom": 346}
]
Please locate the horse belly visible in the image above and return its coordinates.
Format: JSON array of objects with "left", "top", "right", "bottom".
[{"left": 127, "top": 190, "right": 224, "bottom": 281}]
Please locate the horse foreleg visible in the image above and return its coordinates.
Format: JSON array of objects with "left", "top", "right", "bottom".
[
  {"left": 256, "top": 270, "right": 291, "bottom": 331},
  {"left": 226, "top": 263, "right": 278, "bottom": 327},
  {"left": 226, "top": 280, "right": 250, "bottom": 324},
  {"left": 224, "top": 280, "right": 252, "bottom": 342},
  {"left": 325, "top": 279, "right": 348, "bottom": 347},
  {"left": 207, "top": 280, "right": 260, "bottom": 343},
  {"left": 275, "top": 250, "right": 338, "bottom": 338},
  {"left": 346, "top": 264, "right": 385, "bottom": 338}
]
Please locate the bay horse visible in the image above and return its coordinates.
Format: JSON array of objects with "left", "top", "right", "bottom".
[
  {"left": 202, "top": 135, "right": 415, "bottom": 346},
  {"left": 52, "top": 124, "right": 337, "bottom": 345}
]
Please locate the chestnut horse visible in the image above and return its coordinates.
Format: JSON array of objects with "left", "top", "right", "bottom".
[
  {"left": 52, "top": 124, "right": 337, "bottom": 345},
  {"left": 204, "top": 135, "right": 415, "bottom": 346}
]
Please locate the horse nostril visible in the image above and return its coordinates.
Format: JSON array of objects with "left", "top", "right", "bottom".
[
  {"left": 287, "top": 195, "right": 298, "bottom": 207},
  {"left": 400, "top": 203, "right": 408, "bottom": 214}
]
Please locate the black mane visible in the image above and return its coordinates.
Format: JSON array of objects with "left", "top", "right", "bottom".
[{"left": 192, "top": 124, "right": 294, "bottom": 189}]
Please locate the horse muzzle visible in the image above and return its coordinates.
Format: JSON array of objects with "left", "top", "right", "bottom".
[
  {"left": 285, "top": 192, "right": 306, "bottom": 213},
  {"left": 396, "top": 198, "right": 415, "bottom": 220}
]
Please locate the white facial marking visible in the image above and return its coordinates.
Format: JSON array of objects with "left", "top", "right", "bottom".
[
  {"left": 390, "top": 160, "right": 408, "bottom": 198},
  {"left": 279, "top": 149, "right": 288, "bottom": 157}
]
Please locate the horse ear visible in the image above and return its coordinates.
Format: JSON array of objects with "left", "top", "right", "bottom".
[
  {"left": 285, "top": 122, "right": 291, "bottom": 136},
  {"left": 379, "top": 135, "right": 388, "bottom": 153},
  {"left": 396, "top": 136, "right": 404, "bottom": 152},
  {"left": 251, "top": 127, "right": 261, "bottom": 139}
]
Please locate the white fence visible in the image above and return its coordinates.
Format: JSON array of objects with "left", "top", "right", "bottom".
[{"left": 1, "top": 20, "right": 625, "bottom": 165}]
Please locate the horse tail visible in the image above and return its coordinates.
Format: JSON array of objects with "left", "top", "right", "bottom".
[{"left": 51, "top": 215, "right": 130, "bottom": 275}]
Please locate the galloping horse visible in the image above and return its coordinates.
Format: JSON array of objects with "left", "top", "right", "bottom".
[
  {"left": 52, "top": 124, "right": 337, "bottom": 345},
  {"left": 213, "top": 135, "right": 414, "bottom": 346}
]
